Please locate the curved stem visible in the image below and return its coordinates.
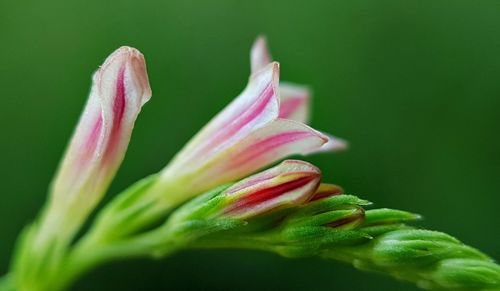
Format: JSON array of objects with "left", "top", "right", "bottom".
[
  {"left": 51, "top": 227, "right": 181, "bottom": 291},
  {"left": 191, "top": 234, "right": 275, "bottom": 252}
]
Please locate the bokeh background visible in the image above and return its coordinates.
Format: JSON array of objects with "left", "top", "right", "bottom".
[{"left": 1, "top": 1, "right": 500, "bottom": 290}]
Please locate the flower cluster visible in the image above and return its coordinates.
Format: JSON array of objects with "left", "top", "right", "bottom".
[
  {"left": 14, "top": 37, "right": 348, "bottom": 290},
  {"left": 82, "top": 37, "right": 349, "bottom": 239},
  {"left": 7, "top": 37, "right": 500, "bottom": 291}
]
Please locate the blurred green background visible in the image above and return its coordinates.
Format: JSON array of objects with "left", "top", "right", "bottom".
[{"left": 1, "top": 0, "right": 500, "bottom": 290}]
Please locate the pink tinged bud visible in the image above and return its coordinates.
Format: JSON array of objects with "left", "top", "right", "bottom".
[
  {"left": 219, "top": 160, "right": 321, "bottom": 219},
  {"left": 208, "top": 119, "right": 327, "bottom": 183},
  {"left": 310, "top": 183, "right": 344, "bottom": 202},
  {"left": 51, "top": 47, "right": 152, "bottom": 213}
]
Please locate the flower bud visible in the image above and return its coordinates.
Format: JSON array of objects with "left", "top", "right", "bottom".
[
  {"left": 360, "top": 208, "right": 422, "bottom": 236},
  {"left": 216, "top": 160, "right": 321, "bottom": 219},
  {"left": 268, "top": 194, "right": 370, "bottom": 257},
  {"left": 322, "top": 206, "right": 365, "bottom": 229},
  {"left": 48, "top": 46, "right": 151, "bottom": 229},
  {"left": 282, "top": 194, "right": 370, "bottom": 232}
]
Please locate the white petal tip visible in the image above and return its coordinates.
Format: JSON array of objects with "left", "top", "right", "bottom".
[
  {"left": 251, "top": 36, "right": 272, "bottom": 73},
  {"left": 322, "top": 135, "right": 349, "bottom": 152},
  {"left": 97, "top": 46, "right": 152, "bottom": 106}
]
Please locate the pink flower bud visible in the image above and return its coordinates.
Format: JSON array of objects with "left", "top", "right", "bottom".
[
  {"left": 217, "top": 160, "right": 321, "bottom": 219},
  {"left": 50, "top": 47, "right": 151, "bottom": 219}
]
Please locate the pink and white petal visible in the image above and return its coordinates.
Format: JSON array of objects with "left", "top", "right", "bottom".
[
  {"left": 224, "top": 160, "right": 319, "bottom": 195},
  {"left": 250, "top": 36, "right": 272, "bottom": 73},
  {"left": 188, "top": 119, "right": 328, "bottom": 192},
  {"left": 279, "top": 82, "right": 311, "bottom": 123},
  {"left": 250, "top": 38, "right": 310, "bottom": 123},
  {"left": 225, "top": 119, "right": 328, "bottom": 168},
  {"left": 166, "top": 62, "right": 280, "bottom": 175}
]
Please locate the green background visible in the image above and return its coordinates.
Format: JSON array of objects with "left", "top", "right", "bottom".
[{"left": 1, "top": 0, "right": 500, "bottom": 290}]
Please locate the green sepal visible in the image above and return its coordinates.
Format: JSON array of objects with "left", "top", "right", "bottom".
[
  {"left": 276, "top": 226, "right": 371, "bottom": 257},
  {"left": 363, "top": 208, "right": 421, "bottom": 226},
  {"left": 167, "top": 184, "right": 231, "bottom": 223},
  {"left": 150, "top": 218, "right": 245, "bottom": 258},
  {"left": 88, "top": 174, "right": 159, "bottom": 240},
  {"left": 287, "top": 195, "right": 370, "bottom": 219},
  {"left": 360, "top": 224, "right": 411, "bottom": 237},
  {"left": 285, "top": 208, "right": 360, "bottom": 227}
]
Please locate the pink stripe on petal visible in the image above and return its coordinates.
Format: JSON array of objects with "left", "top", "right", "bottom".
[
  {"left": 112, "top": 66, "right": 126, "bottom": 130},
  {"left": 219, "top": 160, "right": 321, "bottom": 219},
  {"left": 84, "top": 116, "right": 102, "bottom": 151},
  {"left": 165, "top": 63, "right": 280, "bottom": 175},
  {"left": 224, "top": 160, "right": 319, "bottom": 195},
  {"left": 103, "top": 66, "right": 126, "bottom": 163},
  {"left": 80, "top": 115, "right": 103, "bottom": 165},
  {"left": 200, "top": 83, "right": 275, "bottom": 154},
  {"left": 279, "top": 82, "right": 311, "bottom": 124},
  {"left": 189, "top": 120, "right": 328, "bottom": 191},
  {"left": 228, "top": 131, "right": 314, "bottom": 167},
  {"left": 278, "top": 97, "right": 305, "bottom": 119},
  {"left": 225, "top": 172, "right": 277, "bottom": 194}
]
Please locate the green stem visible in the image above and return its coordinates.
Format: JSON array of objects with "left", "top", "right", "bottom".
[
  {"left": 191, "top": 234, "right": 276, "bottom": 252},
  {"left": 51, "top": 227, "right": 182, "bottom": 291},
  {"left": 84, "top": 175, "right": 184, "bottom": 242}
]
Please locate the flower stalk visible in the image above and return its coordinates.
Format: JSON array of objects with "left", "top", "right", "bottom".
[{"left": 2, "top": 37, "right": 499, "bottom": 291}]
